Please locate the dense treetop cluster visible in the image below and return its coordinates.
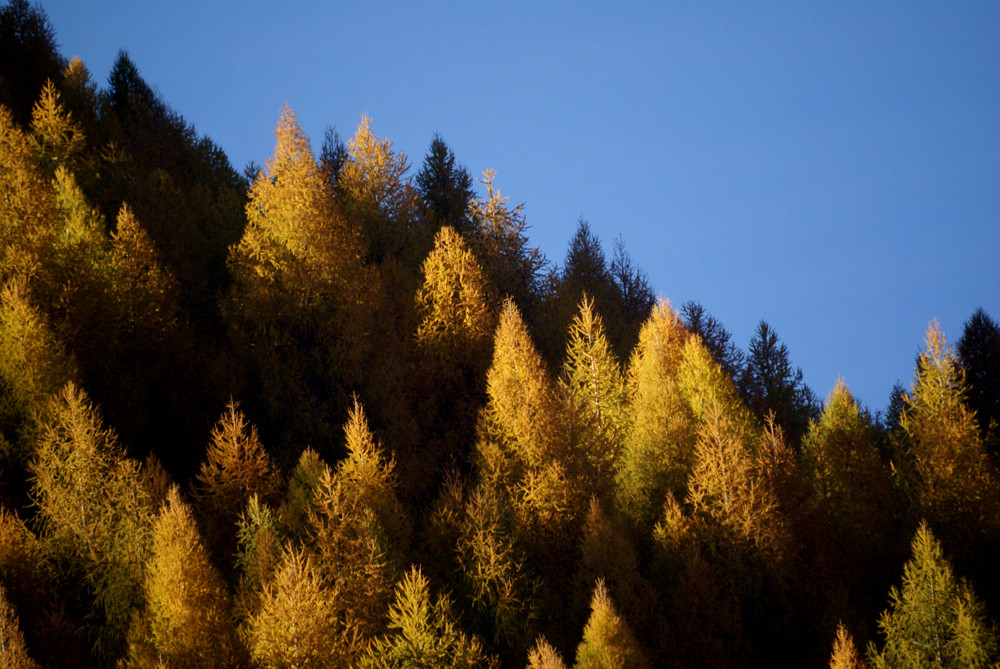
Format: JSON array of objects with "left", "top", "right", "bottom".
[{"left": 1, "top": 2, "right": 999, "bottom": 667}]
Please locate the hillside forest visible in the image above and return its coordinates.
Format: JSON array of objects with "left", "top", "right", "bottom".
[{"left": 1, "top": 2, "right": 1000, "bottom": 667}]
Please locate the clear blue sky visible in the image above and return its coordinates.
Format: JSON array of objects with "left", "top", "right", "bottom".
[{"left": 41, "top": 1, "right": 1000, "bottom": 412}]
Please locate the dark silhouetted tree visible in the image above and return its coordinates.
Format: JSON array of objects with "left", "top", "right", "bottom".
[
  {"left": 746, "top": 320, "right": 818, "bottom": 446},
  {"left": 0, "top": 0, "right": 64, "bottom": 127},
  {"left": 957, "top": 308, "right": 1000, "bottom": 453},
  {"left": 416, "top": 134, "right": 476, "bottom": 238}
]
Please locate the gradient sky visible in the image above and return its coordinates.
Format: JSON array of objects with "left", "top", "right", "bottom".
[{"left": 39, "top": 1, "right": 1000, "bottom": 412}]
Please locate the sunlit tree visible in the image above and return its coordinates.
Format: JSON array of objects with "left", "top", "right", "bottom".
[
  {"left": 573, "top": 580, "right": 650, "bottom": 669},
  {"left": 0, "top": 585, "right": 40, "bottom": 669},
  {"left": 29, "top": 79, "right": 84, "bottom": 177},
  {"left": 829, "top": 623, "right": 867, "bottom": 669}
]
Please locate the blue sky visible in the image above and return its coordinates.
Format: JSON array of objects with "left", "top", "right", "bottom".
[{"left": 40, "top": 1, "right": 1000, "bottom": 412}]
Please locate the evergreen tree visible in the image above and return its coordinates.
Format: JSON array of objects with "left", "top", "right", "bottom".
[
  {"left": 607, "top": 235, "right": 654, "bottom": 361},
  {"left": 957, "top": 308, "right": 1000, "bottom": 452},
  {"left": 681, "top": 301, "right": 745, "bottom": 389},
  {"left": 573, "top": 580, "right": 650, "bottom": 669},
  {"left": 868, "top": 523, "right": 999, "bottom": 669},
  {"left": 746, "top": 320, "right": 818, "bottom": 446},
  {"left": 363, "top": 566, "right": 496, "bottom": 669},
  {"left": 0, "top": 0, "right": 64, "bottom": 127},
  {"left": 415, "top": 134, "right": 476, "bottom": 237},
  {"left": 234, "top": 495, "right": 284, "bottom": 627}
]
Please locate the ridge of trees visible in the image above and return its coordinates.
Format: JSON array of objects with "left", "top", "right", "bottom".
[{"left": 0, "top": 4, "right": 998, "bottom": 667}]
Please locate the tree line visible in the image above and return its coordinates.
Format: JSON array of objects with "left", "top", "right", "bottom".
[{"left": 1, "top": 2, "right": 1000, "bottom": 667}]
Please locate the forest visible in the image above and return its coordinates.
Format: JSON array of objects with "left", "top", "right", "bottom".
[{"left": 1, "top": 2, "right": 1000, "bottom": 667}]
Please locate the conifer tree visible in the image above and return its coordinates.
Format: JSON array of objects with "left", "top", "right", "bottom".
[
  {"left": 0, "top": 0, "right": 64, "bottom": 127},
  {"left": 363, "top": 566, "right": 496, "bottom": 669},
  {"left": 0, "top": 278, "right": 77, "bottom": 474},
  {"left": 868, "top": 523, "right": 999, "bottom": 669},
  {"left": 468, "top": 170, "right": 546, "bottom": 323},
  {"left": 896, "top": 322, "right": 1000, "bottom": 558},
  {"left": 573, "top": 580, "right": 650, "bottom": 669},
  {"left": 247, "top": 546, "right": 340, "bottom": 669},
  {"left": 30, "top": 382, "right": 155, "bottom": 661},
  {"left": 234, "top": 495, "right": 284, "bottom": 630},
  {"left": 615, "top": 300, "right": 694, "bottom": 531},
  {"left": 279, "top": 447, "right": 330, "bottom": 540},
  {"left": 745, "top": 320, "right": 818, "bottom": 446},
  {"left": 829, "top": 623, "right": 867, "bottom": 669},
  {"left": 128, "top": 486, "right": 237, "bottom": 667},
  {"left": 338, "top": 115, "right": 423, "bottom": 267},
  {"left": 0, "top": 585, "right": 40, "bottom": 669},
  {"left": 0, "top": 104, "right": 54, "bottom": 282},
  {"left": 562, "top": 297, "right": 628, "bottom": 496},
  {"left": 415, "top": 134, "right": 476, "bottom": 238},
  {"left": 0, "top": 507, "right": 47, "bottom": 656},
  {"left": 226, "top": 105, "right": 374, "bottom": 456},
  {"left": 957, "top": 308, "right": 1000, "bottom": 452},
  {"left": 528, "top": 637, "right": 569, "bottom": 669},
  {"left": 193, "top": 400, "right": 281, "bottom": 570},
  {"left": 29, "top": 79, "right": 84, "bottom": 177}
]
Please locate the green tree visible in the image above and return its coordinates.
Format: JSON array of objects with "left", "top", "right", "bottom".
[
  {"left": 363, "top": 566, "right": 496, "bottom": 669},
  {"left": 573, "top": 580, "right": 650, "bottom": 669},
  {"left": 0, "top": 0, "right": 64, "bottom": 127},
  {"left": 415, "top": 134, "right": 475, "bottom": 237},
  {"left": 957, "top": 308, "right": 1000, "bottom": 453},
  {"left": 868, "top": 522, "right": 999, "bottom": 669},
  {"left": 745, "top": 320, "right": 818, "bottom": 446}
]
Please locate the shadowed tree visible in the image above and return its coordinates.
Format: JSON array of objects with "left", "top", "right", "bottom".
[
  {"left": 868, "top": 523, "right": 999, "bottom": 669},
  {"left": 745, "top": 320, "right": 818, "bottom": 447},
  {"left": 192, "top": 400, "right": 282, "bottom": 573},
  {"left": 573, "top": 580, "right": 651, "bottom": 669},
  {"left": 416, "top": 134, "right": 476, "bottom": 238},
  {"left": 957, "top": 308, "right": 1000, "bottom": 453},
  {"left": 895, "top": 322, "right": 1000, "bottom": 564},
  {"left": 681, "top": 301, "right": 745, "bottom": 390},
  {"left": 607, "top": 236, "right": 654, "bottom": 361},
  {"left": 0, "top": 585, "right": 40, "bottom": 669},
  {"left": 0, "top": 0, "right": 65, "bottom": 127}
]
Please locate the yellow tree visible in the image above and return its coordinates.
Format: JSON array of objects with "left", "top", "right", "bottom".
[
  {"left": 615, "top": 299, "right": 694, "bottom": 531},
  {"left": 0, "top": 104, "right": 55, "bottom": 283},
  {"left": 412, "top": 225, "right": 496, "bottom": 489},
  {"left": 829, "top": 623, "right": 868, "bottom": 669},
  {"left": 226, "top": 105, "right": 375, "bottom": 456},
  {"left": 30, "top": 382, "right": 155, "bottom": 661},
  {"left": 0, "top": 278, "right": 77, "bottom": 474},
  {"left": 193, "top": 400, "right": 282, "bottom": 571},
  {"left": 0, "top": 585, "right": 40, "bottom": 669},
  {"left": 29, "top": 79, "right": 84, "bottom": 177},
  {"left": 127, "top": 486, "right": 238, "bottom": 668},
  {"left": 527, "top": 637, "right": 569, "bottom": 669},
  {"left": 303, "top": 400, "right": 409, "bottom": 663},
  {"left": 896, "top": 322, "right": 1000, "bottom": 557},
  {"left": 362, "top": 566, "right": 497, "bottom": 669},
  {"left": 337, "top": 115, "right": 423, "bottom": 267},
  {"left": 562, "top": 296, "right": 629, "bottom": 498},
  {"left": 573, "top": 580, "right": 651, "bottom": 669},
  {"left": 246, "top": 546, "right": 340, "bottom": 669}
]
